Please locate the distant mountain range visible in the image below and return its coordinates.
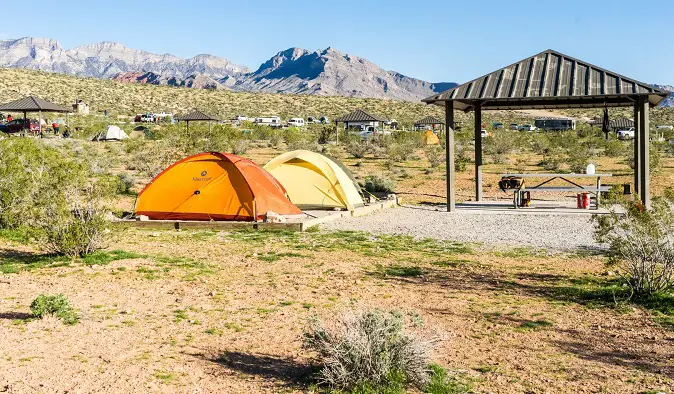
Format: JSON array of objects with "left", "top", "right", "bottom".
[
  {"left": 653, "top": 85, "right": 674, "bottom": 108},
  {"left": 0, "top": 37, "right": 456, "bottom": 102}
]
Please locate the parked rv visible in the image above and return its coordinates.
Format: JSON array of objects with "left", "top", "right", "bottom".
[
  {"left": 288, "top": 118, "right": 305, "bottom": 127},
  {"left": 534, "top": 118, "right": 576, "bottom": 131},
  {"left": 254, "top": 116, "right": 282, "bottom": 128}
]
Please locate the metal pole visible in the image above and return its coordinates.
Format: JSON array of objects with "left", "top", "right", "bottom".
[
  {"left": 639, "top": 96, "right": 650, "bottom": 209},
  {"left": 445, "top": 101, "right": 456, "bottom": 212},
  {"left": 633, "top": 100, "right": 641, "bottom": 196},
  {"left": 474, "top": 103, "right": 483, "bottom": 202},
  {"left": 39, "top": 110, "right": 42, "bottom": 137}
]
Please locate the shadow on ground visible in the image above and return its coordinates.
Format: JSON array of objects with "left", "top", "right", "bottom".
[
  {"left": 0, "top": 312, "right": 33, "bottom": 320},
  {"left": 194, "top": 351, "right": 314, "bottom": 389}
]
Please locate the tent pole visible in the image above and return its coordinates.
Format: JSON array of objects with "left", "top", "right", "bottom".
[{"left": 445, "top": 100, "right": 455, "bottom": 212}]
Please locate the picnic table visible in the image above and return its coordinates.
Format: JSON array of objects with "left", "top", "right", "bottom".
[{"left": 499, "top": 173, "right": 613, "bottom": 210}]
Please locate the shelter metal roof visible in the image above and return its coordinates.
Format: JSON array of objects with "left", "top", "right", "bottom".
[
  {"left": 610, "top": 118, "right": 634, "bottom": 129},
  {"left": 414, "top": 116, "right": 444, "bottom": 125},
  {"left": 177, "top": 110, "right": 219, "bottom": 121},
  {"left": 334, "top": 109, "right": 387, "bottom": 123},
  {"left": 422, "top": 49, "right": 670, "bottom": 112},
  {"left": 0, "top": 96, "right": 71, "bottom": 112}
]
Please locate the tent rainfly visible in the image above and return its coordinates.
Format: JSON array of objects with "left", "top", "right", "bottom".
[
  {"left": 422, "top": 49, "right": 670, "bottom": 211},
  {"left": 92, "top": 125, "right": 129, "bottom": 141},
  {"left": 177, "top": 110, "right": 220, "bottom": 133},
  {"left": 0, "top": 96, "right": 72, "bottom": 133},
  {"left": 135, "top": 152, "right": 301, "bottom": 221},
  {"left": 264, "top": 150, "right": 364, "bottom": 211}
]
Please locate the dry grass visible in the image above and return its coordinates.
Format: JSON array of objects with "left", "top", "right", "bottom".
[{"left": 1, "top": 228, "right": 673, "bottom": 393}]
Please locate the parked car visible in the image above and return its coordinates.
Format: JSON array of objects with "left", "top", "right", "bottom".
[
  {"left": 656, "top": 125, "right": 673, "bottom": 131},
  {"left": 509, "top": 123, "right": 519, "bottom": 130},
  {"left": 518, "top": 124, "right": 537, "bottom": 132},
  {"left": 4, "top": 118, "right": 39, "bottom": 133},
  {"left": 617, "top": 127, "right": 635, "bottom": 140},
  {"left": 288, "top": 117, "right": 305, "bottom": 127},
  {"left": 319, "top": 116, "right": 330, "bottom": 124},
  {"left": 492, "top": 122, "right": 504, "bottom": 129},
  {"left": 358, "top": 125, "right": 391, "bottom": 139}
]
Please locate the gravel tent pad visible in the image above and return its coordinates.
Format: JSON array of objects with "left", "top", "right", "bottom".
[{"left": 321, "top": 204, "right": 604, "bottom": 252}]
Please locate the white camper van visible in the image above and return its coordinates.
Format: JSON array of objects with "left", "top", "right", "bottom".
[
  {"left": 288, "top": 118, "right": 305, "bottom": 127},
  {"left": 254, "top": 116, "right": 282, "bottom": 128}
]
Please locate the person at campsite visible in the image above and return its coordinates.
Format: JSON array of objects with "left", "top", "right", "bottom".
[
  {"left": 7, "top": 114, "right": 12, "bottom": 122},
  {"left": 52, "top": 121, "right": 59, "bottom": 135}
]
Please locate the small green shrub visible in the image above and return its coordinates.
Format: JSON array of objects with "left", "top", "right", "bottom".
[
  {"left": 116, "top": 172, "right": 135, "bottom": 194},
  {"left": 363, "top": 175, "right": 396, "bottom": 194},
  {"left": 424, "top": 145, "right": 444, "bottom": 168},
  {"left": 30, "top": 294, "right": 79, "bottom": 325},
  {"left": 594, "top": 200, "right": 674, "bottom": 296}
]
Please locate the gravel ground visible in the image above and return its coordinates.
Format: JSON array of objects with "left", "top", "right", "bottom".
[{"left": 322, "top": 205, "right": 603, "bottom": 252}]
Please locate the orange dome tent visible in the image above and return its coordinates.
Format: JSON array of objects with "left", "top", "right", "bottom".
[{"left": 135, "top": 152, "right": 302, "bottom": 221}]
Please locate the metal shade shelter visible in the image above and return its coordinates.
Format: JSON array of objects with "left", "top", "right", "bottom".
[
  {"left": 334, "top": 109, "right": 388, "bottom": 143},
  {"left": 0, "top": 96, "right": 72, "bottom": 133},
  {"left": 422, "top": 49, "right": 670, "bottom": 211},
  {"left": 414, "top": 116, "right": 444, "bottom": 131},
  {"left": 177, "top": 110, "right": 220, "bottom": 133}
]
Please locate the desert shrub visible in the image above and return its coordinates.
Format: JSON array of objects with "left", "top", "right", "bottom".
[
  {"left": 283, "top": 127, "right": 304, "bottom": 145},
  {"left": 229, "top": 139, "right": 249, "bottom": 155},
  {"left": 363, "top": 175, "right": 396, "bottom": 194},
  {"left": 268, "top": 129, "right": 283, "bottom": 148},
  {"left": 594, "top": 199, "right": 674, "bottom": 296},
  {"left": 0, "top": 138, "right": 114, "bottom": 257},
  {"left": 425, "top": 145, "right": 444, "bottom": 168},
  {"left": 602, "top": 139, "right": 627, "bottom": 157},
  {"left": 117, "top": 172, "right": 135, "bottom": 194},
  {"left": 567, "top": 147, "right": 592, "bottom": 173},
  {"left": 30, "top": 294, "right": 79, "bottom": 325},
  {"left": 627, "top": 144, "right": 664, "bottom": 173},
  {"left": 485, "top": 132, "right": 515, "bottom": 164},
  {"left": 454, "top": 144, "right": 470, "bottom": 172},
  {"left": 387, "top": 141, "right": 416, "bottom": 163},
  {"left": 303, "top": 310, "right": 432, "bottom": 391},
  {"left": 347, "top": 140, "right": 368, "bottom": 159}
]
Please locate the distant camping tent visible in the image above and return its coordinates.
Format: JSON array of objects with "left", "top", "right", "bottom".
[
  {"left": 422, "top": 130, "right": 440, "bottom": 145},
  {"left": 264, "top": 150, "right": 364, "bottom": 211},
  {"left": 92, "top": 125, "right": 129, "bottom": 141},
  {"left": 136, "top": 152, "right": 302, "bottom": 221}
]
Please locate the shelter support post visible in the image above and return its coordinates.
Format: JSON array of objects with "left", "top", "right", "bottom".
[
  {"left": 23, "top": 111, "right": 27, "bottom": 134},
  {"left": 474, "top": 104, "right": 483, "bottom": 202},
  {"left": 638, "top": 96, "right": 650, "bottom": 209},
  {"left": 38, "top": 110, "right": 42, "bottom": 136},
  {"left": 444, "top": 101, "right": 455, "bottom": 212},
  {"left": 633, "top": 101, "right": 641, "bottom": 196}
]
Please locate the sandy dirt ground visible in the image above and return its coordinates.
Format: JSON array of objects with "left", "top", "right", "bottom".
[{"left": 1, "top": 228, "right": 673, "bottom": 393}]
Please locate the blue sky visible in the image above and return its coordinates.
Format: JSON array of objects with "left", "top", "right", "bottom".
[{"left": 3, "top": 0, "right": 673, "bottom": 85}]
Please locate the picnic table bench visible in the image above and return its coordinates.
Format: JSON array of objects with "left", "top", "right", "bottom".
[{"left": 499, "top": 173, "right": 613, "bottom": 210}]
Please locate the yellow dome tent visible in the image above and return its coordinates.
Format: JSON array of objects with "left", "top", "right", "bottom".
[
  {"left": 264, "top": 150, "right": 364, "bottom": 211},
  {"left": 422, "top": 130, "right": 440, "bottom": 145}
]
